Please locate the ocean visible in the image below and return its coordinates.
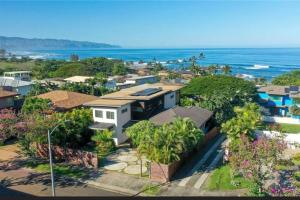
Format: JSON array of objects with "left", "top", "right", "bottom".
[{"left": 16, "top": 48, "right": 300, "bottom": 80}]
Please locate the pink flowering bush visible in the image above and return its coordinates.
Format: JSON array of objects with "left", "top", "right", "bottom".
[
  {"left": 0, "top": 109, "right": 27, "bottom": 144},
  {"left": 229, "top": 134, "right": 287, "bottom": 196}
]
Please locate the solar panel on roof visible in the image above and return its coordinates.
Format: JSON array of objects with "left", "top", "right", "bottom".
[{"left": 131, "top": 88, "right": 162, "bottom": 96}]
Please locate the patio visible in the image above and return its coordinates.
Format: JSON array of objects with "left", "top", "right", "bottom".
[{"left": 101, "top": 148, "right": 150, "bottom": 176}]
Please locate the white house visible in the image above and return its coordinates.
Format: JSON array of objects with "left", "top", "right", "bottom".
[
  {"left": 3, "top": 71, "right": 32, "bottom": 81},
  {"left": 124, "top": 75, "right": 158, "bottom": 86},
  {"left": 84, "top": 83, "right": 184, "bottom": 145},
  {"left": 64, "top": 76, "right": 117, "bottom": 90},
  {"left": 0, "top": 77, "right": 33, "bottom": 96}
]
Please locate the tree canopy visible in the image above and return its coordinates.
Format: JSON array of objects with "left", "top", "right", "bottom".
[
  {"left": 182, "top": 75, "right": 257, "bottom": 101},
  {"left": 271, "top": 70, "right": 300, "bottom": 86},
  {"left": 181, "top": 75, "right": 257, "bottom": 124}
]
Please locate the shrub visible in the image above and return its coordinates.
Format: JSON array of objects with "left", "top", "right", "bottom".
[
  {"left": 126, "top": 118, "right": 204, "bottom": 164},
  {"left": 91, "top": 130, "right": 116, "bottom": 156}
]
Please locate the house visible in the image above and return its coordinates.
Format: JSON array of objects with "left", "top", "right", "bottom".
[
  {"left": 64, "top": 76, "right": 117, "bottom": 90},
  {"left": 36, "top": 90, "right": 98, "bottom": 112},
  {"left": 0, "top": 88, "right": 18, "bottom": 109},
  {"left": 149, "top": 106, "right": 214, "bottom": 134},
  {"left": 0, "top": 77, "right": 33, "bottom": 96},
  {"left": 64, "top": 76, "right": 93, "bottom": 83},
  {"left": 84, "top": 83, "right": 184, "bottom": 145},
  {"left": 37, "top": 78, "right": 66, "bottom": 87},
  {"left": 3, "top": 71, "right": 32, "bottom": 81},
  {"left": 158, "top": 70, "right": 170, "bottom": 80},
  {"left": 177, "top": 70, "right": 195, "bottom": 80},
  {"left": 124, "top": 75, "right": 158, "bottom": 86},
  {"left": 257, "top": 85, "right": 300, "bottom": 117}
]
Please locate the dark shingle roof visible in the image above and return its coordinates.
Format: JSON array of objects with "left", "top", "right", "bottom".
[{"left": 150, "top": 106, "right": 213, "bottom": 127}]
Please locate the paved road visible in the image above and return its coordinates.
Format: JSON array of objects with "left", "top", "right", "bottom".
[
  {"left": 0, "top": 181, "right": 123, "bottom": 197},
  {"left": 0, "top": 168, "right": 123, "bottom": 197}
]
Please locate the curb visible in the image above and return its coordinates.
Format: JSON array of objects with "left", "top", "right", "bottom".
[{"left": 82, "top": 180, "right": 139, "bottom": 196}]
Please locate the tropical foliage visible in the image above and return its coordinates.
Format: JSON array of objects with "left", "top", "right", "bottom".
[
  {"left": 272, "top": 70, "right": 300, "bottom": 86},
  {"left": 126, "top": 118, "right": 204, "bottom": 164},
  {"left": 290, "top": 105, "right": 300, "bottom": 116},
  {"left": 0, "top": 109, "right": 26, "bottom": 145},
  {"left": 51, "top": 108, "right": 93, "bottom": 148},
  {"left": 21, "top": 97, "right": 52, "bottom": 114},
  {"left": 29, "top": 57, "right": 128, "bottom": 79},
  {"left": 60, "top": 82, "right": 110, "bottom": 96},
  {"left": 181, "top": 75, "right": 257, "bottom": 124},
  {"left": 91, "top": 130, "right": 116, "bottom": 156},
  {"left": 221, "top": 103, "right": 262, "bottom": 145},
  {"left": 18, "top": 108, "right": 93, "bottom": 157}
]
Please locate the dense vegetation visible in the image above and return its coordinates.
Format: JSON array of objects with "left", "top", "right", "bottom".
[
  {"left": 272, "top": 70, "right": 300, "bottom": 86},
  {"left": 126, "top": 118, "right": 204, "bottom": 164},
  {"left": 181, "top": 75, "right": 257, "bottom": 124},
  {"left": 0, "top": 57, "right": 128, "bottom": 78}
]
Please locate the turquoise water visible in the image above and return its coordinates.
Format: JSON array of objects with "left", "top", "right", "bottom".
[{"left": 29, "top": 48, "right": 300, "bottom": 80}]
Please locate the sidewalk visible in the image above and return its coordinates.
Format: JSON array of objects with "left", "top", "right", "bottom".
[{"left": 0, "top": 166, "right": 122, "bottom": 196}]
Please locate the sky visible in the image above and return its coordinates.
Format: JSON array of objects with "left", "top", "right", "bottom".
[{"left": 0, "top": 0, "right": 300, "bottom": 48}]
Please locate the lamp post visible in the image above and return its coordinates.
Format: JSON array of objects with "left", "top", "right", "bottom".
[{"left": 48, "top": 120, "right": 70, "bottom": 197}]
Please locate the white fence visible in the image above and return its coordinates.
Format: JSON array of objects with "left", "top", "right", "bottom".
[{"left": 262, "top": 116, "right": 300, "bottom": 125}]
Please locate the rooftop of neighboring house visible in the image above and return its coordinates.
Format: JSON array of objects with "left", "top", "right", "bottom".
[
  {"left": 258, "top": 85, "right": 300, "bottom": 97},
  {"left": 125, "top": 74, "right": 157, "bottom": 81},
  {"left": 100, "top": 83, "right": 184, "bottom": 101},
  {"left": 64, "top": 76, "right": 93, "bottom": 83},
  {"left": 149, "top": 106, "right": 213, "bottom": 127},
  {"left": 36, "top": 90, "right": 98, "bottom": 111},
  {"left": 0, "top": 89, "right": 18, "bottom": 99},
  {"left": 176, "top": 70, "right": 195, "bottom": 75},
  {"left": 4, "top": 71, "right": 32, "bottom": 75},
  {"left": 0, "top": 77, "right": 34, "bottom": 87}
]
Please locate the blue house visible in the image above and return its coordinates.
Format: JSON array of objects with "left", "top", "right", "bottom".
[{"left": 257, "top": 85, "right": 300, "bottom": 118}]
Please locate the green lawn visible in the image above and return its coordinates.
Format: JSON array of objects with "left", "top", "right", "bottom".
[
  {"left": 280, "top": 123, "right": 300, "bottom": 134},
  {"left": 260, "top": 122, "right": 300, "bottom": 134},
  {"left": 27, "top": 162, "right": 88, "bottom": 179},
  {"left": 141, "top": 183, "right": 161, "bottom": 196},
  {"left": 206, "top": 165, "right": 253, "bottom": 191}
]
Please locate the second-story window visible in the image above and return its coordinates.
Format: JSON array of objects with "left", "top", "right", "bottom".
[
  {"left": 106, "top": 111, "right": 115, "bottom": 119},
  {"left": 95, "top": 110, "right": 103, "bottom": 118}
]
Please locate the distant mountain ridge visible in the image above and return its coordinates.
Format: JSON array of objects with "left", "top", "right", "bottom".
[{"left": 0, "top": 36, "right": 120, "bottom": 50}]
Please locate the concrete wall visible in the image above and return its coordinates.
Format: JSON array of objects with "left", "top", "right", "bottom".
[
  {"left": 14, "top": 85, "right": 32, "bottom": 96},
  {"left": 164, "top": 91, "right": 176, "bottom": 109}
]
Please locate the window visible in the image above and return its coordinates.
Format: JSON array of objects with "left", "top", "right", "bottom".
[
  {"left": 121, "top": 108, "right": 128, "bottom": 114},
  {"left": 106, "top": 111, "right": 115, "bottom": 119},
  {"left": 95, "top": 110, "right": 103, "bottom": 118}
]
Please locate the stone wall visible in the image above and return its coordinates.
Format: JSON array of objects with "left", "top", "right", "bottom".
[{"left": 36, "top": 144, "right": 98, "bottom": 170}]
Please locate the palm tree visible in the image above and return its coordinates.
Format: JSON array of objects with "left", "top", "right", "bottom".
[
  {"left": 207, "top": 64, "right": 218, "bottom": 75},
  {"left": 222, "top": 64, "right": 232, "bottom": 75}
]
